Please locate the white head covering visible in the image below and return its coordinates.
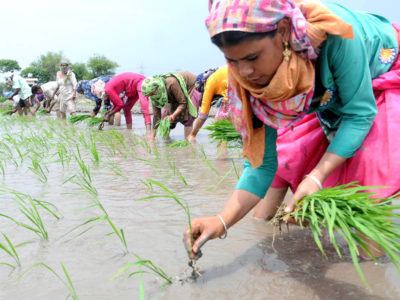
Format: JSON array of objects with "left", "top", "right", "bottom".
[{"left": 4, "top": 72, "right": 13, "bottom": 81}]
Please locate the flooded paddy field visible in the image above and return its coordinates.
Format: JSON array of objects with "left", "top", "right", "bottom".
[{"left": 0, "top": 115, "right": 399, "bottom": 300}]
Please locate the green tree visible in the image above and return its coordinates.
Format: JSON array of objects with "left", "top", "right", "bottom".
[
  {"left": 0, "top": 59, "right": 21, "bottom": 73},
  {"left": 20, "top": 66, "right": 44, "bottom": 81},
  {"left": 71, "top": 63, "right": 90, "bottom": 81},
  {"left": 28, "top": 51, "right": 67, "bottom": 83},
  {"left": 87, "top": 55, "right": 119, "bottom": 78}
]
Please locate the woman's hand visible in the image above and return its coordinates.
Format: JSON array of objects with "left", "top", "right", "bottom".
[
  {"left": 183, "top": 216, "right": 225, "bottom": 260},
  {"left": 283, "top": 175, "right": 321, "bottom": 223},
  {"left": 166, "top": 115, "right": 175, "bottom": 122}
]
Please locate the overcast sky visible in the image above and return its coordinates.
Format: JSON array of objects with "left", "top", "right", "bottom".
[{"left": 0, "top": 0, "right": 398, "bottom": 77}]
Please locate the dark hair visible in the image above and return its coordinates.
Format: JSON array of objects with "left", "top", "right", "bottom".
[
  {"left": 211, "top": 30, "right": 277, "bottom": 48},
  {"left": 31, "top": 85, "right": 41, "bottom": 94}
]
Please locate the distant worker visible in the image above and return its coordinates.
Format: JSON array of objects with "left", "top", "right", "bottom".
[
  {"left": 141, "top": 71, "right": 201, "bottom": 139},
  {"left": 188, "top": 65, "right": 229, "bottom": 142},
  {"left": 31, "top": 81, "right": 61, "bottom": 118},
  {"left": 4, "top": 72, "right": 35, "bottom": 116},
  {"left": 51, "top": 61, "right": 77, "bottom": 118},
  {"left": 103, "top": 72, "right": 152, "bottom": 133}
]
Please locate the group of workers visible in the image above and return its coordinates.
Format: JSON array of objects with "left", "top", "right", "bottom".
[
  {"left": 3, "top": 61, "right": 228, "bottom": 139},
  {"left": 2, "top": 0, "right": 400, "bottom": 264}
]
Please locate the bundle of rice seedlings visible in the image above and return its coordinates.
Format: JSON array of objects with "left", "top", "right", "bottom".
[
  {"left": 1, "top": 110, "right": 13, "bottom": 116},
  {"left": 69, "top": 115, "right": 91, "bottom": 123},
  {"left": 157, "top": 118, "right": 171, "bottom": 138},
  {"left": 281, "top": 182, "right": 400, "bottom": 288},
  {"left": 0, "top": 97, "right": 8, "bottom": 103},
  {"left": 167, "top": 141, "right": 189, "bottom": 148},
  {"left": 86, "top": 117, "right": 104, "bottom": 127},
  {"left": 204, "top": 119, "right": 242, "bottom": 147},
  {"left": 38, "top": 109, "right": 48, "bottom": 115}
]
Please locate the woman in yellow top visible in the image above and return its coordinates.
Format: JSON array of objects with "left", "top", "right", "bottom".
[{"left": 187, "top": 65, "right": 228, "bottom": 142}]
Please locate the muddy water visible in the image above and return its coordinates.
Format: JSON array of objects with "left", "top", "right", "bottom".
[{"left": 0, "top": 116, "right": 399, "bottom": 300}]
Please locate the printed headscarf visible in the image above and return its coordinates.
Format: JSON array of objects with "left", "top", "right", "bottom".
[
  {"left": 206, "top": 0, "right": 354, "bottom": 167},
  {"left": 142, "top": 73, "right": 198, "bottom": 118},
  {"left": 195, "top": 68, "right": 217, "bottom": 93}
]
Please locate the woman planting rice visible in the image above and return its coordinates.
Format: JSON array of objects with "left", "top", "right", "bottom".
[
  {"left": 184, "top": 0, "right": 400, "bottom": 261},
  {"left": 31, "top": 81, "right": 60, "bottom": 118},
  {"left": 187, "top": 65, "right": 229, "bottom": 142},
  {"left": 103, "top": 72, "right": 151, "bottom": 132},
  {"left": 76, "top": 75, "right": 113, "bottom": 118},
  {"left": 141, "top": 72, "right": 201, "bottom": 139}
]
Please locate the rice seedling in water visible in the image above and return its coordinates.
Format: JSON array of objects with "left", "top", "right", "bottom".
[
  {"left": 88, "top": 135, "right": 99, "bottom": 163},
  {"left": 69, "top": 114, "right": 91, "bottom": 123},
  {"left": 0, "top": 97, "right": 8, "bottom": 103},
  {"left": 281, "top": 182, "right": 400, "bottom": 288},
  {"left": 137, "top": 179, "right": 194, "bottom": 255},
  {"left": 231, "top": 158, "right": 240, "bottom": 179},
  {"left": 0, "top": 232, "right": 23, "bottom": 270},
  {"left": 207, "top": 165, "right": 234, "bottom": 192},
  {"left": 156, "top": 118, "right": 170, "bottom": 138},
  {"left": 0, "top": 188, "right": 60, "bottom": 240},
  {"left": 204, "top": 119, "right": 242, "bottom": 147},
  {"left": 167, "top": 141, "right": 190, "bottom": 148},
  {"left": 28, "top": 155, "right": 48, "bottom": 183},
  {"left": 18, "top": 262, "right": 78, "bottom": 300},
  {"left": 200, "top": 146, "right": 219, "bottom": 175},
  {"left": 113, "top": 252, "right": 172, "bottom": 285}
]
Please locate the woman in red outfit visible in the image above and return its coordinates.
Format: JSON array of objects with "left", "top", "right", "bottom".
[{"left": 104, "top": 72, "right": 152, "bottom": 133}]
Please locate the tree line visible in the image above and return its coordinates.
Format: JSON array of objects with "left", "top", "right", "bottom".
[{"left": 0, "top": 52, "right": 119, "bottom": 87}]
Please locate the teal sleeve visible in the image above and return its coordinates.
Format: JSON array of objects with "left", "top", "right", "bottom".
[
  {"left": 324, "top": 34, "right": 377, "bottom": 158},
  {"left": 235, "top": 126, "right": 278, "bottom": 198}
]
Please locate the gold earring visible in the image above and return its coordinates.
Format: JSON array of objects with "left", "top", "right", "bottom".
[{"left": 283, "top": 41, "right": 291, "bottom": 62}]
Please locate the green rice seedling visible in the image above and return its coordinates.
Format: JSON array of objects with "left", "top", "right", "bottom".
[
  {"left": 113, "top": 252, "right": 172, "bottom": 285},
  {"left": 282, "top": 182, "right": 400, "bottom": 288},
  {"left": 207, "top": 166, "right": 234, "bottom": 192},
  {"left": 200, "top": 146, "right": 219, "bottom": 175},
  {"left": 88, "top": 135, "right": 99, "bottom": 163},
  {"left": 69, "top": 114, "right": 91, "bottom": 123},
  {"left": 0, "top": 232, "right": 22, "bottom": 269},
  {"left": 0, "top": 188, "right": 60, "bottom": 240},
  {"left": 56, "top": 143, "right": 70, "bottom": 168},
  {"left": 140, "top": 179, "right": 153, "bottom": 192},
  {"left": 167, "top": 141, "right": 190, "bottom": 148},
  {"left": 156, "top": 119, "right": 170, "bottom": 138},
  {"left": 86, "top": 117, "right": 104, "bottom": 127},
  {"left": 231, "top": 158, "right": 240, "bottom": 179},
  {"left": 28, "top": 155, "right": 48, "bottom": 183},
  {"left": 18, "top": 262, "right": 78, "bottom": 300},
  {"left": 137, "top": 179, "right": 194, "bottom": 253},
  {"left": 1, "top": 109, "right": 13, "bottom": 116},
  {"left": 38, "top": 109, "right": 48, "bottom": 115},
  {"left": 204, "top": 119, "right": 242, "bottom": 147},
  {"left": 0, "top": 97, "right": 8, "bottom": 103}
]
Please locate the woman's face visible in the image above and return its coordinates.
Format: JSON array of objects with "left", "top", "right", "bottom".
[
  {"left": 219, "top": 19, "right": 289, "bottom": 86},
  {"left": 221, "top": 35, "right": 283, "bottom": 86}
]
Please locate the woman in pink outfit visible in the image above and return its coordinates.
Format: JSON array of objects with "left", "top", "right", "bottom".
[{"left": 104, "top": 72, "right": 151, "bottom": 133}]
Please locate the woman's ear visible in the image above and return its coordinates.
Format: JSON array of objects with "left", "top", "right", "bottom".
[{"left": 276, "top": 18, "right": 291, "bottom": 43}]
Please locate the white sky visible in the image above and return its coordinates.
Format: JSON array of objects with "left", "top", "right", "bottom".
[{"left": 0, "top": 0, "right": 399, "bottom": 76}]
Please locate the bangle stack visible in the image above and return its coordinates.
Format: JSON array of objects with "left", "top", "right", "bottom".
[{"left": 217, "top": 214, "right": 228, "bottom": 239}]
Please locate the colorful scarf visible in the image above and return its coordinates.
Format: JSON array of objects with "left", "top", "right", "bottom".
[
  {"left": 207, "top": 0, "right": 354, "bottom": 167},
  {"left": 195, "top": 68, "right": 217, "bottom": 93},
  {"left": 142, "top": 73, "right": 198, "bottom": 118}
]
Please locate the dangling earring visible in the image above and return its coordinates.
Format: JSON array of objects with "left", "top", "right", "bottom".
[{"left": 283, "top": 41, "right": 291, "bottom": 62}]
